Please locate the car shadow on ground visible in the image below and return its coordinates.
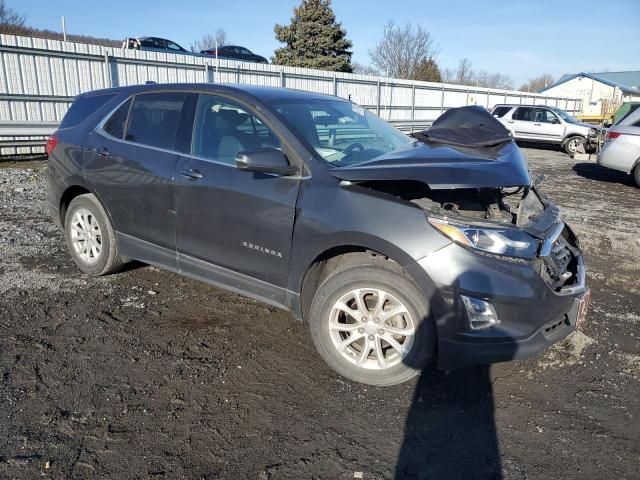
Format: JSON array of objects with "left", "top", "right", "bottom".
[
  {"left": 394, "top": 275, "right": 515, "bottom": 479},
  {"left": 119, "top": 259, "right": 147, "bottom": 273},
  {"left": 394, "top": 365, "right": 503, "bottom": 479},
  {"left": 572, "top": 162, "right": 636, "bottom": 187},
  {"left": 515, "top": 141, "right": 562, "bottom": 152}
]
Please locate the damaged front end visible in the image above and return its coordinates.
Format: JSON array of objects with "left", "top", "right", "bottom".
[
  {"left": 329, "top": 141, "right": 584, "bottom": 295},
  {"left": 325, "top": 106, "right": 588, "bottom": 369},
  {"left": 349, "top": 177, "right": 582, "bottom": 293}
]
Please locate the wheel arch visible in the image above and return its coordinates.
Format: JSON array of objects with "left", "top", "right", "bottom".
[
  {"left": 293, "top": 238, "right": 440, "bottom": 323},
  {"left": 58, "top": 182, "right": 112, "bottom": 229},
  {"left": 562, "top": 133, "right": 586, "bottom": 144}
]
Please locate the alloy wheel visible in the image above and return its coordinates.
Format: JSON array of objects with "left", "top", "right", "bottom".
[
  {"left": 567, "top": 138, "right": 581, "bottom": 153},
  {"left": 69, "top": 207, "right": 103, "bottom": 264},
  {"left": 328, "top": 288, "right": 415, "bottom": 370}
]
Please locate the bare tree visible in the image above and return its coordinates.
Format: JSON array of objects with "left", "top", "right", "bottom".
[
  {"left": 0, "top": 0, "right": 25, "bottom": 33},
  {"left": 443, "top": 58, "right": 474, "bottom": 85},
  {"left": 369, "top": 21, "right": 439, "bottom": 80},
  {"left": 475, "top": 71, "right": 514, "bottom": 89},
  {"left": 191, "top": 28, "right": 228, "bottom": 52},
  {"left": 352, "top": 62, "right": 379, "bottom": 76},
  {"left": 443, "top": 58, "right": 513, "bottom": 89},
  {"left": 519, "top": 73, "right": 555, "bottom": 92}
]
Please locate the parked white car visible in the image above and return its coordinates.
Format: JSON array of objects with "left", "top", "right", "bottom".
[
  {"left": 598, "top": 108, "right": 640, "bottom": 186},
  {"left": 491, "top": 104, "right": 600, "bottom": 154}
]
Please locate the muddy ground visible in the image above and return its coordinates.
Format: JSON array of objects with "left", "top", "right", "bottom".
[{"left": 0, "top": 147, "right": 638, "bottom": 479}]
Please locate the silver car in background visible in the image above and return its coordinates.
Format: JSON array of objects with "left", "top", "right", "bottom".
[
  {"left": 598, "top": 108, "right": 640, "bottom": 187},
  {"left": 491, "top": 104, "right": 600, "bottom": 154}
]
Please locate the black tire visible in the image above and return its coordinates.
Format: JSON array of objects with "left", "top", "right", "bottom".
[
  {"left": 64, "top": 193, "right": 124, "bottom": 276},
  {"left": 634, "top": 163, "right": 640, "bottom": 188},
  {"left": 308, "top": 255, "right": 435, "bottom": 386},
  {"left": 562, "top": 135, "right": 585, "bottom": 155}
]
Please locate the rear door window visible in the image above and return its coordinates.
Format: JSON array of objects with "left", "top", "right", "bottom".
[
  {"left": 513, "top": 107, "right": 534, "bottom": 121},
  {"left": 102, "top": 98, "right": 132, "bottom": 139},
  {"left": 60, "top": 94, "right": 116, "bottom": 128},
  {"left": 491, "top": 106, "right": 511, "bottom": 118},
  {"left": 125, "top": 92, "right": 187, "bottom": 150}
]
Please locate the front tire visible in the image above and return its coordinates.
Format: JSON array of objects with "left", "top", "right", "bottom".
[
  {"left": 563, "top": 135, "right": 585, "bottom": 155},
  {"left": 64, "top": 193, "right": 124, "bottom": 276},
  {"left": 308, "top": 256, "right": 435, "bottom": 386},
  {"left": 634, "top": 163, "right": 640, "bottom": 187}
]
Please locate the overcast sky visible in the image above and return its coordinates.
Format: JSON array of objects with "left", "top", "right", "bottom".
[{"left": 13, "top": 0, "right": 640, "bottom": 86}]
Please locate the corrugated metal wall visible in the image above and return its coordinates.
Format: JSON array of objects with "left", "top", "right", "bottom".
[{"left": 0, "top": 33, "right": 582, "bottom": 156}]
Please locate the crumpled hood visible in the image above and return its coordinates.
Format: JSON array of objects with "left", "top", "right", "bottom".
[
  {"left": 328, "top": 140, "right": 531, "bottom": 189},
  {"left": 574, "top": 121, "right": 598, "bottom": 130}
]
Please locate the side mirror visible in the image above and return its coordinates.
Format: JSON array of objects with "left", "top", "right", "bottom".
[
  {"left": 235, "top": 148, "right": 299, "bottom": 176},
  {"left": 552, "top": 118, "right": 560, "bottom": 124}
]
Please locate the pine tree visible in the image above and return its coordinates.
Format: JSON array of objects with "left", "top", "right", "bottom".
[
  {"left": 272, "top": 0, "right": 353, "bottom": 73},
  {"left": 413, "top": 57, "right": 441, "bottom": 83}
]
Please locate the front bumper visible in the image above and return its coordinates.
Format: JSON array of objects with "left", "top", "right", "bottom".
[
  {"left": 412, "top": 229, "right": 587, "bottom": 370},
  {"left": 438, "top": 291, "right": 587, "bottom": 369}
]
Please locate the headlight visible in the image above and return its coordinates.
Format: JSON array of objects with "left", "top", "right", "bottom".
[
  {"left": 428, "top": 218, "right": 539, "bottom": 259},
  {"left": 589, "top": 128, "right": 597, "bottom": 136}
]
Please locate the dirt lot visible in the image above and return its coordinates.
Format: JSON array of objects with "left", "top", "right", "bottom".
[{"left": 1, "top": 147, "right": 638, "bottom": 479}]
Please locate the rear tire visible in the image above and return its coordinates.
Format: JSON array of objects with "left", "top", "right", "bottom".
[
  {"left": 64, "top": 193, "right": 124, "bottom": 276},
  {"left": 634, "top": 163, "right": 640, "bottom": 187},
  {"left": 308, "top": 256, "right": 435, "bottom": 386},
  {"left": 562, "top": 135, "right": 585, "bottom": 155}
]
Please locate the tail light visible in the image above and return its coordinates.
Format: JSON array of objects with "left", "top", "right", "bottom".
[
  {"left": 606, "top": 131, "right": 622, "bottom": 140},
  {"left": 45, "top": 135, "right": 59, "bottom": 156}
]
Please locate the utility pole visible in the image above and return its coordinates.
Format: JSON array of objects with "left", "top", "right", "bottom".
[
  {"left": 215, "top": 40, "right": 219, "bottom": 83},
  {"left": 61, "top": 16, "right": 67, "bottom": 42}
]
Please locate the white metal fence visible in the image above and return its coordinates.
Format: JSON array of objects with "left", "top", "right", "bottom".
[{"left": 0, "top": 33, "right": 582, "bottom": 156}]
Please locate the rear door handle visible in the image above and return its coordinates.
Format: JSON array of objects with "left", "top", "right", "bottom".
[
  {"left": 180, "top": 168, "right": 204, "bottom": 180},
  {"left": 95, "top": 147, "right": 110, "bottom": 157},
  {"left": 533, "top": 123, "right": 541, "bottom": 126}
]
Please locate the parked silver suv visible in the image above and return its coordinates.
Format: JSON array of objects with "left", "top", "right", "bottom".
[{"left": 491, "top": 104, "right": 599, "bottom": 154}]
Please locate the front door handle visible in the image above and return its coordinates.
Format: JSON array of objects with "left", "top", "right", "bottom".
[
  {"left": 533, "top": 123, "right": 541, "bottom": 126},
  {"left": 180, "top": 169, "right": 204, "bottom": 180},
  {"left": 95, "top": 147, "right": 110, "bottom": 157}
]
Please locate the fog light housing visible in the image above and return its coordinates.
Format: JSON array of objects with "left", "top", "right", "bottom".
[{"left": 461, "top": 295, "right": 499, "bottom": 330}]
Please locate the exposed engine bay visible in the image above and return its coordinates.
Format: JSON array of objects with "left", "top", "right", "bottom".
[
  {"left": 353, "top": 179, "right": 580, "bottom": 292},
  {"left": 355, "top": 180, "right": 545, "bottom": 228}
]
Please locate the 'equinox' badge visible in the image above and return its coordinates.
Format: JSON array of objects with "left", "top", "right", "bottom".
[{"left": 242, "top": 241, "right": 283, "bottom": 258}]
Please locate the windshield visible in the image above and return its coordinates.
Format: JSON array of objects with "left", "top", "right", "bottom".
[
  {"left": 271, "top": 99, "right": 412, "bottom": 166},
  {"left": 552, "top": 108, "right": 578, "bottom": 124}
]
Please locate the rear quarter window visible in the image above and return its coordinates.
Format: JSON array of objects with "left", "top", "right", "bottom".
[
  {"left": 492, "top": 106, "right": 512, "bottom": 118},
  {"left": 60, "top": 94, "right": 116, "bottom": 129},
  {"left": 102, "top": 98, "right": 132, "bottom": 139}
]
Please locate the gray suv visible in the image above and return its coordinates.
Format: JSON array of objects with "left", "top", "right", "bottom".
[
  {"left": 492, "top": 104, "right": 600, "bottom": 154},
  {"left": 46, "top": 84, "right": 590, "bottom": 386}
]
